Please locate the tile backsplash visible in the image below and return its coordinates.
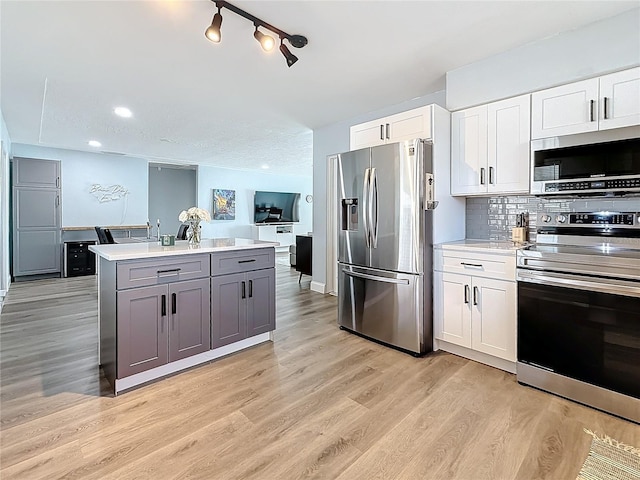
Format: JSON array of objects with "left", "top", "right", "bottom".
[{"left": 465, "top": 195, "right": 640, "bottom": 242}]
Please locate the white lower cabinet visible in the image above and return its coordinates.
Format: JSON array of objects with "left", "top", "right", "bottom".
[{"left": 434, "top": 245, "right": 517, "bottom": 371}]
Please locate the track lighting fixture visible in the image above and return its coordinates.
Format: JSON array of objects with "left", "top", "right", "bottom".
[
  {"left": 279, "top": 41, "right": 298, "bottom": 67},
  {"left": 204, "top": 1, "right": 308, "bottom": 67},
  {"left": 204, "top": 6, "right": 223, "bottom": 43},
  {"left": 254, "top": 28, "right": 275, "bottom": 52}
]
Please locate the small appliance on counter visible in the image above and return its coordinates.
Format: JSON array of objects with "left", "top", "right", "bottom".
[{"left": 511, "top": 213, "right": 528, "bottom": 244}]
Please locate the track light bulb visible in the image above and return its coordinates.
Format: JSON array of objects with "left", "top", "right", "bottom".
[
  {"left": 279, "top": 43, "right": 298, "bottom": 67},
  {"left": 254, "top": 29, "right": 275, "bottom": 52},
  {"left": 205, "top": 12, "right": 223, "bottom": 43}
]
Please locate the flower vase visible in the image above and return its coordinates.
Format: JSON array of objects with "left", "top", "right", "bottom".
[{"left": 188, "top": 222, "right": 201, "bottom": 245}]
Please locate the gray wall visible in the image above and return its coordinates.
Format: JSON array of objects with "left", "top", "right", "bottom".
[
  {"left": 148, "top": 165, "right": 197, "bottom": 237},
  {"left": 446, "top": 9, "right": 640, "bottom": 110},
  {"left": 312, "top": 90, "right": 446, "bottom": 289}
]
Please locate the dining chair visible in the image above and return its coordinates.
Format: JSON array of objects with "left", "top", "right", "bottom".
[{"left": 177, "top": 224, "right": 189, "bottom": 240}]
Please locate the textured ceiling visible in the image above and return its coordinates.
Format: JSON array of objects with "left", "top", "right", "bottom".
[{"left": 1, "top": 1, "right": 637, "bottom": 176}]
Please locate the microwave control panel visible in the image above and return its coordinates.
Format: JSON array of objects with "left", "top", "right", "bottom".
[{"left": 544, "top": 177, "right": 640, "bottom": 193}]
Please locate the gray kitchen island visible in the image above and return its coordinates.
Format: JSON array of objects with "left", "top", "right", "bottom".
[{"left": 90, "top": 238, "right": 278, "bottom": 394}]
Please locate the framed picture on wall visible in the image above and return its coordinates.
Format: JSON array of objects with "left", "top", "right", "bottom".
[{"left": 212, "top": 189, "right": 235, "bottom": 220}]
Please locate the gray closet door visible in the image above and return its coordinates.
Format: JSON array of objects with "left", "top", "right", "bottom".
[
  {"left": 12, "top": 157, "right": 61, "bottom": 277},
  {"left": 14, "top": 157, "right": 60, "bottom": 188}
]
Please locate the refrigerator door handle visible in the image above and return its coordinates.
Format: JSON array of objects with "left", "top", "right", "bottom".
[
  {"left": 370, "top": 167, "right": 378, "bottom": 248},
  {"left": 342, "top": 268, "right": 410, "bottom": 285},
  {"left": 363, "top": 167, "right": 371, "bottom": 248}
]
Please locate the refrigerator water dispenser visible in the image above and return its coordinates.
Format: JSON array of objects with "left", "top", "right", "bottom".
[{"left": 341, "top": 198, "right": 358, "bottom": 231}]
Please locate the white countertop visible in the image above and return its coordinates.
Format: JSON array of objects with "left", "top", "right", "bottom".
[
  {"left": 435, "top": 239, "right": 528, "bottom": 254},
  {"left": 89, "top": 238, "right": 279, "bottom": 261}
]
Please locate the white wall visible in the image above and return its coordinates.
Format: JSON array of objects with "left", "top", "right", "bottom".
[
  {"left": 0, "top": 111, "right": 12, "bottom": 302},
  {"left": 11, "top": 144, "right": 148, "bottom": 227},
  {"left": 446, "top": 9, "right": 640, "bottom": 110},
  {"left": 312, "top": 90, "right": 447, "bottom": 290},
  {"left": 197, "top": 165, "right": 312, "bottom": 240}
]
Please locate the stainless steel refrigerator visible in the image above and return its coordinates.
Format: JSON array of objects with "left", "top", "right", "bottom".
[{"left": 337, "top": 139, "right": 436, "bottom": 356}]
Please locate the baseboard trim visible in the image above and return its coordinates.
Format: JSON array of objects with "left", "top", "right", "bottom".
[
  {"left": 310, "top": 281, "right": 326, "bottom": 294},
  {"left": 115, "top": 333, "right": 272, "bottom": 394},
  {"left": 434, "top": 339, "right": 516, "bottom": 374}
]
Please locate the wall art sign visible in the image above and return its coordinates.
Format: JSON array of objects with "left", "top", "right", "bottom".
[{"left": 89, "top": 184, "right": 129, "bottom": 203}]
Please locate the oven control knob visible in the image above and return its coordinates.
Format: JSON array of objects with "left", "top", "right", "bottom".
[
  {"left": 556, "top": 215, "right": 567, "bottom": 224},
  {"left": 541, "top": 215, "right": 552, "bottom": 223}
]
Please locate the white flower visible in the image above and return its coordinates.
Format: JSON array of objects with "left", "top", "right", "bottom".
[{"left": 178, "top": 207, "right": 211, "bottom": 223}]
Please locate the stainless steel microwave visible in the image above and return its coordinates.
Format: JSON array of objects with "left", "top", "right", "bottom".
[{"left": 530, "top": 134, "right": 640, "bottom": 196}]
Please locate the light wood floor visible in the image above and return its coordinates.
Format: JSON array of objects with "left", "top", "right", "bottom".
[{"left": 1, "top": 262, "right": 638, "bottom": 479}]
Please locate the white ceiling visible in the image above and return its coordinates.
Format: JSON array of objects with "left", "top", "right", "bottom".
[{"left": 1, "top": 1, "right": 637, "bottom": 175}]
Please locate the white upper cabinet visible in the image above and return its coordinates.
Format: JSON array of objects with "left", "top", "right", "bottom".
[
  {"left": 599, "top": 67, "right": 640, "bottom": 130},
  {"left": 451, "top": 94, "right": 530, "bottom": 196},
  {"left": 487, "top": 95, "right": 531, "bottom": 194},
  {"left": 531, "top": 67, "right": 640, "bottom": 139},
  {"left": 349, "top": 105, "right": 432, "bottom": 150},
  {"left": 451, "top": 105, "right": 488, "bottom": 195}
]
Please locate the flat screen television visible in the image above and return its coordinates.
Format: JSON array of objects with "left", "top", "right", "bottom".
[{"left": 254, "top": 191, "right": 300, "bottom": 224}]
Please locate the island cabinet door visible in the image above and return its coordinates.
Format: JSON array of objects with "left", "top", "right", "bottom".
[
  {"left": 117, "top": 284, "right": 169, "bottom": 378},
  {"left": 169, "top": 278, "right": 211, "bottom": 362},
  {"left": 246, "top": 268, "right": 275, "bottom": 337},
  {"left": 212, "top": 272, "right": 247, "bottom": 348}
]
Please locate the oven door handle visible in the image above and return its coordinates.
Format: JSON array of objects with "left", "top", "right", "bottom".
[{"left": 517, "top": 269, "right": 640, "bottom": 297}]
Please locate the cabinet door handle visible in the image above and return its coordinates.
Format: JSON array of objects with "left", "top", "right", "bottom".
[
  {"left": 157, "top": 268, "right": 181, "bottom": 275},
  {"left": 461, "top": 262, "right": 483, "bottom": 268},
  {"left": 249, "top": 280, "right": 253, "bottom": 298},
  {"left": 56, "top": 176, "right": 60, "bottom": 188},
  {"left": 241, "top": 281, "right": 246, "bottom": 299},
  {"left": 385, "top": 123, "right": 390, "bottom": 139},
  {"left": 55, "top": 196, "right": 60, "bottom": 207},
  {"left": 489, "top": 166, "right": 494, "bottom": 185},
  {"left": 589, "top": 99, "right": 595, "bottom": 122},
  {"left": 161, "top": 294, "right": 166, "bottom": 316},
  {"left": 171, "top": 293, "right": 176, "bottom": 315},
  {"left": 464, "top": 285, "right": 470, "bottom": 304},
  {"left": 380, "top": 124, "right": 384, "bottom": 141},
  {"left": 480, "top": 168, "right": 486, "bottom": 185},
  {"left": 603, "top": 97, "right": 609, "bottom": 120},
  {"left": 473, "top": 286, "right": 478, "bottom": 306},
  {"left": 238, "top": 259, "right": 256, "bottom": 264}
]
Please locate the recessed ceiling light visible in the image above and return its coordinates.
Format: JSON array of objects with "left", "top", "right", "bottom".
[
  {"left": 88, "top": 140, "right": 102, "bottom": 148},
  {"left": 261, "top": 164, "right": 269, "bottom": 169},
  {"left": 114, "top": 106, "right": 132, "bottom": 118}
]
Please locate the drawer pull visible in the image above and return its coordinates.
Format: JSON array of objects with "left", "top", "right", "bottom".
[
  {"left": 157, "top": 268, "right": 181, "bottom": 275},
  {"left": 460, "top": 262, "right": 483, "bottom": 268},
  {"left": 238, "top": 259, "right": 256, "bottom": 264}
]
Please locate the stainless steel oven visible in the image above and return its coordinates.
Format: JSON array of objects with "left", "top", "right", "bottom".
[{"left": 516, "top": 211, "right": 640, "bottom": 423}]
